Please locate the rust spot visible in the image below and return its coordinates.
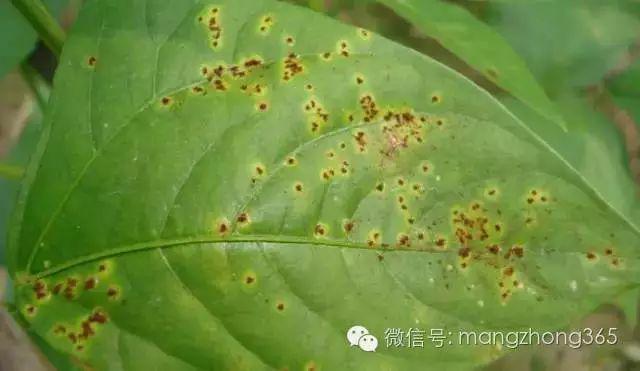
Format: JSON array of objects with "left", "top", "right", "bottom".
[
  {"left": 237, "top": 213, "right": 250, "bottom": 224},
  {"left": 397, "top": 234, "right": 410, "bottom": 247},
  {"left": 245, "top": 275, "right": 256, "bottom": 285},
  {"left": 276, "top": 302, "right": 285, "bottom": 311},
  {"left": 487, "top": 245, "right": 500, "bottom": 254},
  {"left": 314, "top": 224, "right": 327, "bottom": 236},
  {"left": 87, "top": 56, "right": 97, "bottom": 67},
  {"left": 84, "top": 277, "right": 97, "bottom": 290},
  {"left": 33, "top": 280, "right": 47, "bottom": 300},
  {"left": 343, "top": 220, "right": 354, "bottom": 233},
  {"left": 458, "top": 247, "right": 471, "bottom": 259},
  {"left": 53, "top": 325, "right": 67, "bottom": 335},
  {"left": 64, "top": 278, "right": 78, "bottom": 300},
  {"left": 283, "top": 53, "right": 304, "bottom": 81},
  {"left": 107, "top": 286, "right": 120, "bottom": 299},
  {"left": 503, "top": 267, "right": 514, "bottom": 276},
  {"left": 160, "top": 97, "right": 172, "bottom": 106},
  {"left": 586, "top": 252, "right": 597, "bottom": 260},
  {"left": 612, "top": 257, "right": 620, "bottom": 266},
  {"left": 89, "top": 310, "right": 108, "bottom": 324},
  {"left": 507, "top": 246, "right": 524, "bottom": 258},
  {"left": 218, "top": 222, "right": 229, "bottom": 234}
]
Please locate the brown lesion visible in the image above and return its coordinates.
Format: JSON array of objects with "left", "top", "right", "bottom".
[
  {"left": 283, "top": 53, "right": 304, "bottom": 81},
  {"left": 338, "top": 40, "right": 351, "bottom": 57},
  {"left": 200, "top": 6, "right": 223, "bottom": 49},
  {"left": 258, "top": 15, "right": 275, "bottom": 34},
  {"left": 32, "top": 280, "right": 49, "bottom": 300},
  {"left": 216, "top": 219, "right": 230, "bottom": 236},
  {"left": 314, "top": 223, "right": 328, "bottom": 237},
  {"left": 86, "top": 56, "right": 97, "bottom": 68},
  {"left": 243, "top": 273, "right": 257, "bottom": 285}
]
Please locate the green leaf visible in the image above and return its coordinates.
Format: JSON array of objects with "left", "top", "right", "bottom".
[
  {"left": 609, "top": 61, "right": 640, "bottom": 126},
  {"left": 612, "top": 287, "right": 639, "bottom": 328},
  {"left": 8, "top": 0, "right": 640, "bottom": 369},
  {"left": 486, "top": 0, "right": 640, "bottom": 96},
  {"left": 376, "top": 0, "right": 566, "bottom": 130},
  {"left": 0, "top": 0, "right": 67, "bottom": 79},
  {"left": 0, "top": 80, "right": 46, "bottom": 267}
]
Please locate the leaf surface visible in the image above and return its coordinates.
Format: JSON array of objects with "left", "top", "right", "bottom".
[
  {"left": 485, "top": 0, "right": 640, "bottom": 96},
  {"left": 8, "top": 0, "right": 640, "bottom": 369},
  {"left": 376, "top": 0, "right": 565, "bottom": 130}
]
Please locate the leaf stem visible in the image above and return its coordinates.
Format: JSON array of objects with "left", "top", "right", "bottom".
[{"left": 10, "top": 0, "right": 66, "bottom": 58}]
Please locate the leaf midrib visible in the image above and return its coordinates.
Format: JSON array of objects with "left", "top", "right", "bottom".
[{"left": 27, "top": 234, "right": 452, "bottom": 279}]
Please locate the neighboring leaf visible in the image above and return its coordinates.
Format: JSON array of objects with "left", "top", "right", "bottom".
[
  {"left": 0, "top": 0, "right": 67, "bottom": 79},
  {"left": 609, "top": 60, "right": 640, "bottom": 125},
  {"left": 612, "top": 288, "right": 639, "bottom": 328},
  {"left": 0, "top": 79, "right": 46, "bottom": 267},
  {"left": 376, "top": 0, "right": 565, "bottom": 130},
  {"left": 8, "top": 0, "right": 640, "bottom": 370},
  {"left": 609, "top": 61, "right": 640, "bottom": 99},
  {"left": 485, "top": 0, "right": 640, "bottom": 97}
]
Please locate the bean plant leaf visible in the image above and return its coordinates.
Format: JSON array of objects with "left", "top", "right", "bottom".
[
  {"left": 609, "top": 60, "right": 640, "bottom": 126},
  {"left": 485, "top": 0, "right": 640, "bottom": 97},
  {"left": 8, "top": 0, "right": 640, "bottom": 370},
  {"left": 376, "top": 0, "right": 566, "bottom": 131}
]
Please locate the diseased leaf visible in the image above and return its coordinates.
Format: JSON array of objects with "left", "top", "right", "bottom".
[
  {"left": 8, "top": 0, "right": 640, "bottom": 369},
  {"left": 376, "top": 0, "right": 566, "bottom": 130}
]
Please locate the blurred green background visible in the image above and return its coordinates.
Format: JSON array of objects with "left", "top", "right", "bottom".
[{"left": 1, "top": 0, "right": 640, "bottom": 369}]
